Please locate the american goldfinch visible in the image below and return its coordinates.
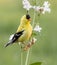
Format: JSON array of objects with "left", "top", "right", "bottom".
[{"left": 5, "top": 14, "right": 32, "bottom": 47}]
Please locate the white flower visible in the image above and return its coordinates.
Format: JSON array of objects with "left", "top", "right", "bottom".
[
  {"left": 9, "top": 34, "right": 14, "bottom": 41},
  {"left": 42, "top": 1, "right": 51, "bottom": 14},
  {"left": 22, "top": 0, "right": 32, "bottom": 10},
  {"left": 34, "top": 25, "right": 42, "bottom": 32},
  {"left": 32, "top": 6, "right": 41, "bottom": 11},
  {"left": 43, "top": 1, "right": 50, "bottom": 8},
  {"left": 33, "top": 37, "right": 37, "bottom": 43},
  {"left": 42, "top": 7, "right": 51, "bottom": 14}
]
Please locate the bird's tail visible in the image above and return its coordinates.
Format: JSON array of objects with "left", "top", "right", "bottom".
[{"left": 4, "top": 41, "right": 13, "bottom": 48}]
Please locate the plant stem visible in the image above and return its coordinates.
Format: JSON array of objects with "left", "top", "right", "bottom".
[
  {"left": 32, "top": 10, "right": 36, "bottom": 28},
  {"left": 24, "top": 0, "right": 37, "bottom": 65},
  {"left": 20, "top": 44, "right": 23, "bottom": 65},
  {"left": 21, "top": 50, "right": 23, "bottom": 65},
  {"left": 32, "top": 0, "right": 37, "bottom": 28},
  {"left": 25, "top": 48, "right": 30, "bottom": 65}
]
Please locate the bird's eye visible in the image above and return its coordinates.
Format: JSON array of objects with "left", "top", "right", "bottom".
[{"left": 26, "top": 14, "right": 30, "bottom": 19}]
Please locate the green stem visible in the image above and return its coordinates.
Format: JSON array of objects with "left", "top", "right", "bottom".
[
  {"left": 32, "top": 10, "right": 36, "bottom": 28},
  {"left": 32, "top": 0, "right": 37, "bottom": 28},
  {"left": 21, "top": 50, "right": 23, "bottom": 65},
  {"left": 24, "top": 0, "right": 37, "bottom": 65},
  {"left": 25, "top": 48, "right": 30, "bottom": 65},
  {"left": 18, "top": 43, "right": 23, "bottom": 65},
  {"left": 20, "top": 44, "right": 23, "bottom": 65}
]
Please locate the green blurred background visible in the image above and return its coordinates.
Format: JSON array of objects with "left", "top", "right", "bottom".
[{"left": 0, "top": 0, "right": 57, "bottom": 65}]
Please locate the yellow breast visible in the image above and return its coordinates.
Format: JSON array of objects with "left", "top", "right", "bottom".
[{"left": 17, "top": 24, "right": 32, "bottom": 42}]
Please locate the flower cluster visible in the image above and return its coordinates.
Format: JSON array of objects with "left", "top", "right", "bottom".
[
  {"left": 22, "top": 0, "right": 32, "bottom": 10},
  {"left": 33, "top": 1, "right": 51, "bottom": 14},
  {"left": 22, "top": 0, "right": 51, "bottom": 14},
  {"left": 24, "top": 37, "right": 37, "bottom": 51}
]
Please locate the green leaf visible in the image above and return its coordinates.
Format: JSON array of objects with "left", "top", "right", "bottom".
[
  {"left": 32, "top": 31, "right": 37, "bottom": 36},
  {"left": 30, "top": 62, "right": 42, "bottom": 65}
]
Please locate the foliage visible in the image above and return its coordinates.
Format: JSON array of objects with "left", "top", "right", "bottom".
[{"left": 30, "top": 62, "right": 42, "bottom": 65}]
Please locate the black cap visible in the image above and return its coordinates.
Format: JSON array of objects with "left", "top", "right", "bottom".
[{"left": 26, "top": 14, "right": 30, "bottom": 19}]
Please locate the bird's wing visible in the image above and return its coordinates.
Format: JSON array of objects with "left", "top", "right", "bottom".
[
  {"left": 5, "top": 30, "right": 24, "bottom": 47},
  {"left": 10, "top": 30, "right": 24, "bottom": 43}
]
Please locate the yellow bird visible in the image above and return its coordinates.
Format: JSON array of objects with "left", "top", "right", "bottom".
[{"left": 5, "top": 14, "right": 32, "bottom": 47}]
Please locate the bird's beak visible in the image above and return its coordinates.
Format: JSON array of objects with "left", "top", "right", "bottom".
[{"left": 28, "top": 18, "right": 31, "bottom": 21}]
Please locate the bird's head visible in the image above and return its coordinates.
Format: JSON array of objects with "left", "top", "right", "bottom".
[{"left": 21, "top": 14, "right": 31, "bottom": 24}]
